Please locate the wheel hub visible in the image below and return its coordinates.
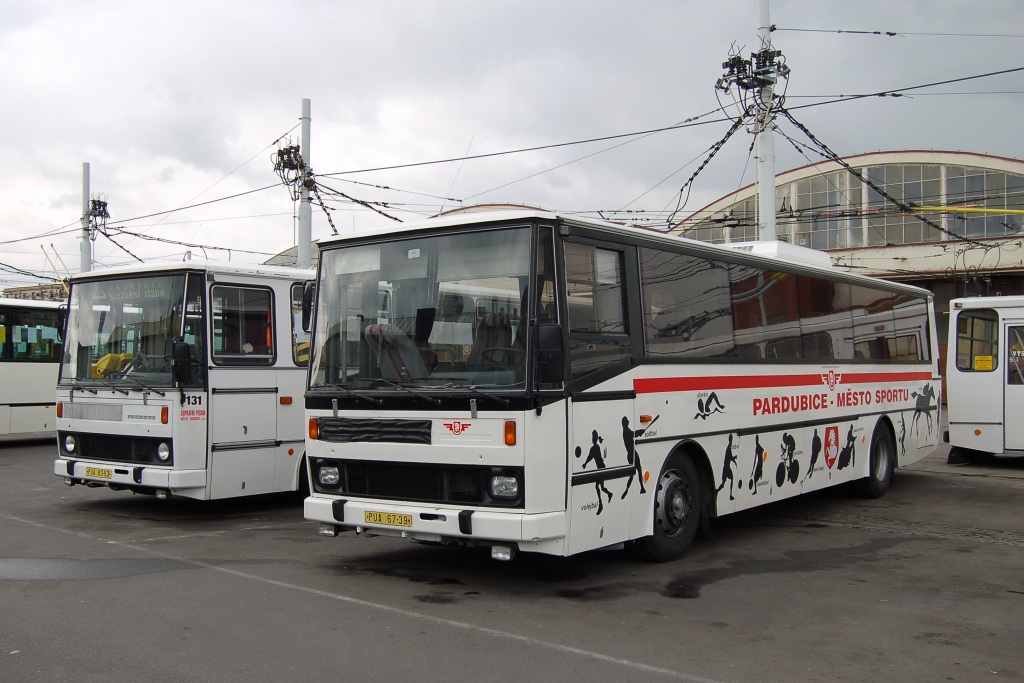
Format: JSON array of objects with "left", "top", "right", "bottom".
[{"left": 655, "top": 470, "right": 691, "bottom": 537}]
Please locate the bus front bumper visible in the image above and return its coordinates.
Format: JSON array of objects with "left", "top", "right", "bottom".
[
  {"left": 54, "top": 458, "right": 207, "bottom": 495},
  {"left": 304, "top": 495, "right": 566, "bottom": 548}
]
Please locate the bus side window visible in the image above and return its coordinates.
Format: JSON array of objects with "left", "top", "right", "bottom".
[
  {"left": 564, "top": 242, "right": 630, "bottom": 380},
  {"left": 955, "top": 309, "right": 998, "bottom": 373},
  {"left": 211, "top": 285, "right": 275, "bottom": 365},
  {"left": 291, "top": 282, "right": 310, "bottom": 366}
]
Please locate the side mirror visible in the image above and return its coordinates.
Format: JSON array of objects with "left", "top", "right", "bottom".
[
  {"left": 172, "top": 341, "right": 192, "bottom": 385},
  {"left": 535, "top": 323, "right": 564, "bottom": 384},
  {"left": 301, "top": 281, "right": 316, "bottom": 333},
  {"left": 57, "top": 304, "right": 67, "bottom": 343}
]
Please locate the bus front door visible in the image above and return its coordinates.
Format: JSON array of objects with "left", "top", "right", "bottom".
[
  {"left": 1005, "top": 324, "right": 1024, "bottom": 452},
  {"left": 567, "top": 397, "right": 637, "bottom": 555}
]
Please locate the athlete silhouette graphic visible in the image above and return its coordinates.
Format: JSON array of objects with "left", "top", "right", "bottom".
[
  {"left": 694, "top": 392, "right": 726, "bottom": 420},
  {"left": 621, "top": 415, "right": 657, "bottom": 498},
  {"left": 802, "top": 429, "right": 822, "bottom": 483},
  {"left": 749, "top": 435, "right": 766, "bottom": 494},
  {"left": 576, "top": 429, "right": 612, "bottom": 514},
  {"left": 716, "top": 434, "right": 738, "bottom": 500}
]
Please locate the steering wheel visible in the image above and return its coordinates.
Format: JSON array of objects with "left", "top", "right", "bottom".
[
  {"left": 105, "top": 353, "right": 146, "bottom": 379},
  {"left": 480, "top": 347, "right": 524, "bottom": 365}
]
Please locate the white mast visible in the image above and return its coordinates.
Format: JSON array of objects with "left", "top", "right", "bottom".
[
  {"left": 80, "top": 162, "right": 91, "bottom": 273},
  {"left": 755, "top": 0, "right": 777, "bottom": 242},
  {"left": 297, "top": 98, "right": 312, "bottom": 269}
]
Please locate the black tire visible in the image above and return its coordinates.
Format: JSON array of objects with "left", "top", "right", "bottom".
[
  {"left": 296, "top": 455, "right": 311, "bottom": 497},
  {"left": 947, "top": 446, "right": 995, "bottom": 465},
  {"left": 626, "top": 454, "right": 702, "bottom": 562},
  {"left": 853, "top": 424, "right": 894, "bottom": 498}
]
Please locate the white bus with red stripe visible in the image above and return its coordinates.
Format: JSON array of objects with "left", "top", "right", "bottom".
[{"left": 303, "top": 210, "right": 940, "bottom": 561}]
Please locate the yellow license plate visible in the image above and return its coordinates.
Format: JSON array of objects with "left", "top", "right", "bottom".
[
  {"left": 364, "top": 510, "right": 413, "bottom": 527},
  {"left": 85, "top": 467, "right": 112, "bottom": 479}
]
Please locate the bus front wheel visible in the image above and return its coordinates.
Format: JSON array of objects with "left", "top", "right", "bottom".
[
  {"left": 853, "top": 423, "right": 894, "bottom": 498},
  {"left": 626, "top": 454, "right": 701, "bottom": 562}
]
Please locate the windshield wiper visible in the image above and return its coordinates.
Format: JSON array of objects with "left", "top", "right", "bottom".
[
  {"left": 92, "top": 377, "right": 129, "bottom": 396},
  {"left": 466, "top": 385, "right": 511, "bottom": 406},
  {"left": 117, "top": 373, "right": 167, "bottom": 397},
  {"left": 437, "top": 383, "right": 510, "bottom": 407},
  {"left": 370, "top": 378, "right": 441, "bottom": 405},
  {"left": 69, "top": 381, "right": 97, "bottom": 395},
  {"left": 311, "top": 382, "right": 383, "bottom": 405}
]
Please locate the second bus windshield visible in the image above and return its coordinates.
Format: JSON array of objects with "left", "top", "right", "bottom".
[{"left": 311, "top": 227, "right": 541, "bottom": 391}]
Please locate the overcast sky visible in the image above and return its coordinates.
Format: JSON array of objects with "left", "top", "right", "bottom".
[{"left": 2, "top": 0, "right": 1022, "bottom": 287}]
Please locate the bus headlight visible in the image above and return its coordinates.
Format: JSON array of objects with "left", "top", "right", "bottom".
[
  {"left": 318, "top": 466, "right": 340, "bottom": 486},
  {"left": 489, "top": 474, "right": 519, "bottom": 498},
  {"left": 63, "top": 435, "right": 76, "bottom": 454},
  {"left": 156, "top": 442, "right": 171, "bottom": 462}
]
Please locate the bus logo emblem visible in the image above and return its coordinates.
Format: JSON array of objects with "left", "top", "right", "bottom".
[
  {"left": 821, "top": 369, "right": 842, "bottom": 391},
  {"left": 443, "top": 421, "right": 471, "bottom": 435},
  {"left": 824, "top": 426, "right": 840, "bottom": 468}
]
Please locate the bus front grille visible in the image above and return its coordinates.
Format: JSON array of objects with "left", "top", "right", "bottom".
[
  {"left": 316, "top": 417, "right": 431, "bottom": 444},
  {"left": 62, "top": 432, "right": 172, "bottom": 466},
  {"left": 310, "top": 458, "right": 523, "bottom": 508}
]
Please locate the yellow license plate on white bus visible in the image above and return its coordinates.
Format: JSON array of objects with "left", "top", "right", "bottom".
[
  {"left": 364, "top": 511, "right": 413, "bottom": 527},
  {"left": 85, "top": 467, "right": 112, "bottom": 479}
]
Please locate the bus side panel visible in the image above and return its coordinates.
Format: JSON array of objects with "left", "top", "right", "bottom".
[
  {"left": 633, "top": 366, "right": 939, "bottom": 519},
  {"left": 273, "top": 368, "right": 307, "bottom": 492},
  {"left": 1, "top": 362, "right": 58, "bottom": 436},
  {"left": 172, "top": 389, "right": 212, "bottom": 495},
  {"left": 566, "top": 394, "right": 636, "bottom": 555},
  {"left": 208, "top": 384, "right": 277, "bottom": 498},
  {"left": 10, "top": 405, "right": 55, "bottom": 434}
]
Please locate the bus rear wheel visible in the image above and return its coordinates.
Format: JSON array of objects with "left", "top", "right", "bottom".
[
  {"left": 853, "top": 423, "right": 894, "bottom": 498},
  {"left": 626, "top": 454, "right": 701, "bottom": 562}
]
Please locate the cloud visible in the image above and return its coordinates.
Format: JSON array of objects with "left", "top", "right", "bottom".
[{"left": 1, "top": 0, "right": 1022, "bottom": 285}]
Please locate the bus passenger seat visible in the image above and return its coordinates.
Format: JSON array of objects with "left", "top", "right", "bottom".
[
  {"left": 468, "top": 313, "right": 511, "bottom": 364},
  {"left": 364, "top": 323, "right": 429, "bottom": 381}
]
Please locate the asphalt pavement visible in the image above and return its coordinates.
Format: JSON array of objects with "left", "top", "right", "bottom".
[{"left": 2, "top": 436, "right": 1022, "bottom": 683}]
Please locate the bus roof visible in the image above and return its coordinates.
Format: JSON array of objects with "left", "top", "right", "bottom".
[
  {"left": 319, "top": 209, "right": 933, "bottom": 299},
  {"left": 0, "top": 297, "right": 63, "bottom": 309},
  {"left": 951, "top": 295, "right": 1024, "bottom": 310},
  {"left": 68, "top": 258, "right": 313, "bottom": 284}
]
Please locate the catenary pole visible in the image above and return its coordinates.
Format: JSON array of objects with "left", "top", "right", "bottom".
[
  {"left": 756, "top": 0, "right": 777, "bottom": 242},
  {"left": 297, "top": 98, "right": 312, "bottom": 269},
  {"left": 80, "top": 162, "right": 91, "bottom": 273}
]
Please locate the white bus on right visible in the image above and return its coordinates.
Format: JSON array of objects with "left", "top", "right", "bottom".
[{"left": 946, "top": 295, "right": 1024, "bottom": 461}]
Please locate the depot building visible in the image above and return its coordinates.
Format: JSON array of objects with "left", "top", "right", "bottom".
[{"left": 670, "top": 150, "right": 1024, "bottom": 366}]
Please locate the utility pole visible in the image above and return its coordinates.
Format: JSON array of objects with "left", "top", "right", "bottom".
[
  {"left": 716, "top": 0, "right": 789, "bottom": 242},
  {"left": 297, "top": 98, "right": 312, "bottom": 269},
  {"left": 80, "top": 163, "right": 91, "bottom": 273},
  {"left": 755, "top": 0, "right": 777, "bottom": 242}
]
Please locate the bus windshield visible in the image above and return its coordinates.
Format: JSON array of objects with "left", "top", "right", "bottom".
[
  {"left": 311, "top": 227, "right": 537, "bottom": 392},
  {"left": 60, "top": 274, "right": 200, "bottom": 387}
]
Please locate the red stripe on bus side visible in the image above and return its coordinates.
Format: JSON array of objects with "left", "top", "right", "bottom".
[{"left": 634, "top": 371, "right": 933, "bottom": 394}]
